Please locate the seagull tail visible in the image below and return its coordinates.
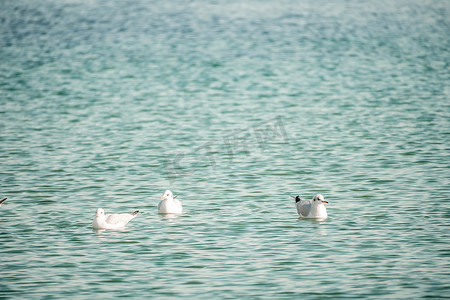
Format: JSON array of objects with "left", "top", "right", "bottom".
[
  {"left": 0, "top": 198, "right": 6, "bottom": 204},
  {"left": 132, "top": 210, "right": 139, "bottom": 216}
]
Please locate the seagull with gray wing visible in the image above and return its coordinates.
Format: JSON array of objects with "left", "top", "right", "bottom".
[
  {"left": 292, "top": 194, "right": 328, "bottom": 219},
  {"left": 92, "top": 208, "right": 139, "bottom": 229}
]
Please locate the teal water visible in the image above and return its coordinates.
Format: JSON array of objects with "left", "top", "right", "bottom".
[{"left": 1, "top": 0, "right": 449, "bottom": 298}]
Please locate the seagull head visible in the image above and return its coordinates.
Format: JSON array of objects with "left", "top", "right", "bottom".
[
  {"left": 313, "top": 194, "right": 328, "bottom": 204},
  {"left": 95, "top": 208, "right": 105, "bottom": 217},
  {"left": 160, "top": 190, "right": 173, "bottom": 200}
]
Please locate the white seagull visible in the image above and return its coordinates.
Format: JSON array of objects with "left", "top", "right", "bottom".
[
  {"left": 0, "top": 198, "right": 7, "bottom": 207},
  {"left": 92, "top": 208, "right": 139, "bottom": 229},
  {"left": 294, "top": 194, "right": 328, "bottom": 219},
  {"left": 158, "top": 190, "right": 182, "bottom": 214}
]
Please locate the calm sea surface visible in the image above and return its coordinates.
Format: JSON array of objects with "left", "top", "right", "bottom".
[{"left": 1, "top": 0, "right": 449, "bottom": 298}]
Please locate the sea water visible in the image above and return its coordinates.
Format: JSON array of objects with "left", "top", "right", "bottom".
[{"left": 0, "top": 0, "right": 449, "bottom": 298}]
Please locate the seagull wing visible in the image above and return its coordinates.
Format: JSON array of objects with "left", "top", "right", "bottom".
[
  {"left": 174, "top": 199, "right": 182, "bottom": 210},
  {"left": 106, "top": 212, "right": 137, "bottom": 225},
  {"left": 297, "top": 200, "right": 311, "bottom": 217}
]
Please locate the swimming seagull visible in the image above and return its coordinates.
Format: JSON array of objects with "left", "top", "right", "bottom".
[
  {"left": 0, "top": 198, "right": 6, "bottom": 207},
  {"left": 158, "top": 190, "right": 182, "bottom": 214},
  {"left": 92, "top": 208, "right": 139, "bottom": 229},
  {"left": 292, "top": 194, "right": 328, "bottom": 219}
]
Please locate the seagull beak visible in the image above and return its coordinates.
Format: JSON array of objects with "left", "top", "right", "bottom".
[
  {"left": 160, "top": 195, "right": 165, "bottom": 199},
  {"left": 322, "top": 200, "right": 328, "bottom": 203},
  {"left": 96, "top": 213, "right": 100, "bottom": 216}
]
